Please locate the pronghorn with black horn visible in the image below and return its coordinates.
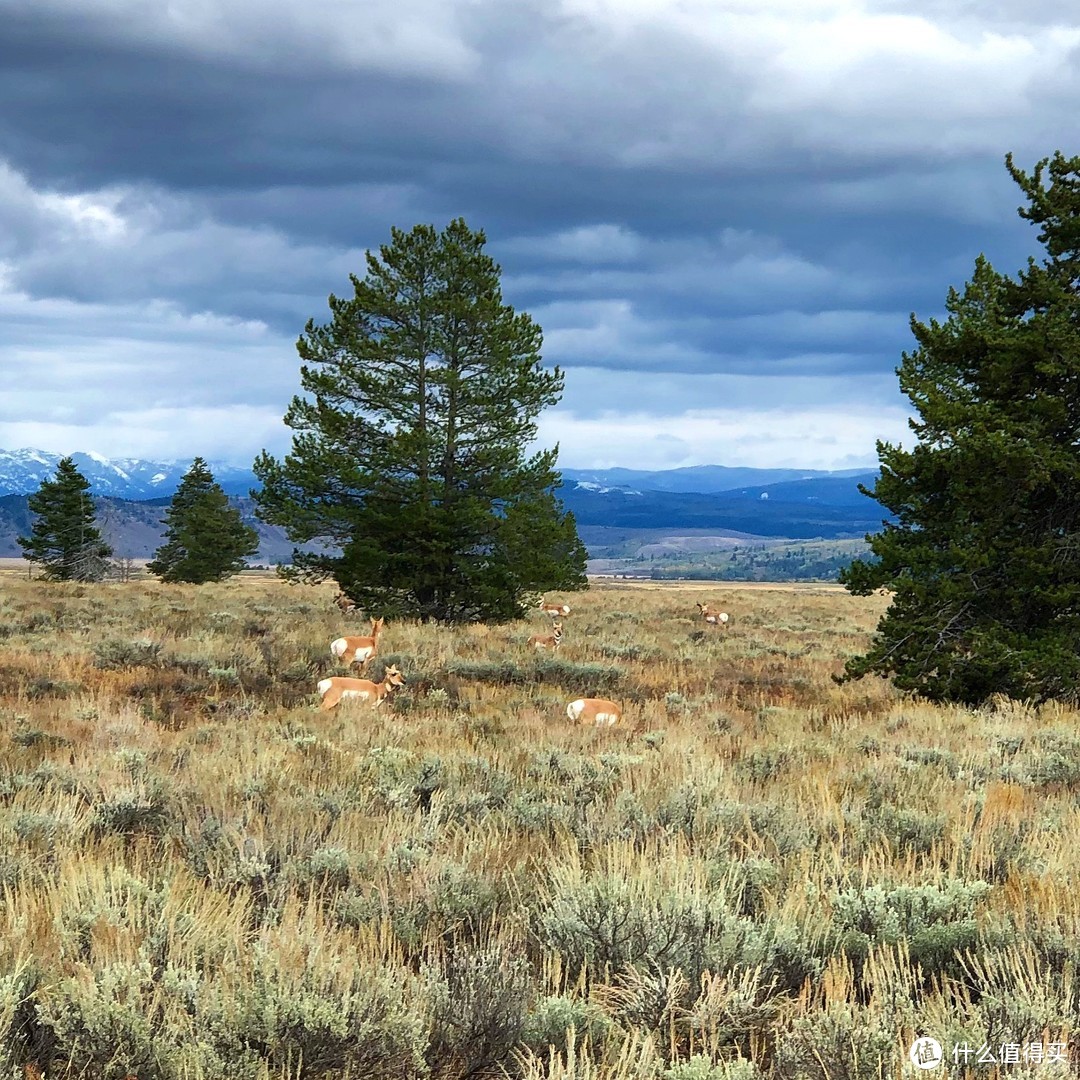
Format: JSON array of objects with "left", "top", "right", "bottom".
[
  {"left": 528, "top": 621, "right": 563, "bottom": 651},
  {"left": 330, "top": 617, "right": 384, "bottom": 668},
  {"left": 317, "top": 664, "right": 406, "bottom": 711},
  {"left": 696, "top": 603, "right": 729, "bottom": 628},
  {"left": 566, "top": 697, "right": 622, "bottom": 727}
]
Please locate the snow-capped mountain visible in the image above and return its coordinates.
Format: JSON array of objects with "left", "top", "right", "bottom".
[
  {"left": 572, "top": 480, "right": 643, "bottom": 496},
  {"left": 0, "top": 448, "right": 259, "bottom": 499}
]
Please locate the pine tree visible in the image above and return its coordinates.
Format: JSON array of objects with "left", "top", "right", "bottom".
[
  {"left": 148, "top": 458, "right": 259, "bottom": 584},
  {"left": 840, "top": 151, "right": 1080, "bottom": 704},
  {"left": 253, "top": 218, "right": 588, "bottom": 623},
  {"left": 18, "top": 456, "right": 112, "bottom": 581}
]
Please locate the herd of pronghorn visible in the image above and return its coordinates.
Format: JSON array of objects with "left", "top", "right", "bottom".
[{"left": 317, "top": 594, "right": 729, "bottom": 727}]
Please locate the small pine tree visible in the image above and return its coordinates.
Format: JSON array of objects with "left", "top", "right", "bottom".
[
  {"left": 148, "top": 458, "right": 259, "bottom": 584},
  {"left": 18, "top": 456, "right": 113, "bottom": 581}
]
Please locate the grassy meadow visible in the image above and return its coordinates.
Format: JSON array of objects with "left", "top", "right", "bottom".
[{"left": 0, "top": 570, "right": 1077, "bottom": 1078}]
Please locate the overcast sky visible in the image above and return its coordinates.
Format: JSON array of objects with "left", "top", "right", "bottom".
[{"left": 0, "top": 0, "right": 1077, "bottom": 472}]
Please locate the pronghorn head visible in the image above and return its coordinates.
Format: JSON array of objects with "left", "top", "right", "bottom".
[
  {"left": 371, "top": 617, "right": 385, "bottom": 635},
  {"left": 382, "top": 664, "right": 405, "bottom": 689}
]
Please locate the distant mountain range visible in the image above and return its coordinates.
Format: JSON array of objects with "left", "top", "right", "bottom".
[
  {"left": 0, "top": 450, "right": 881, "bottom": 504},
  {"left": 0, "top": 448, "right": 259, "bottom": 499},
  {"left": 559, "top": 464, "right": 872, "bottom": 494},
  {"left": 558, "top": 472, "right": 885, "bottom": 538},
  {"left": 0, "top": 448, "right": 887, "bottom": 559}
]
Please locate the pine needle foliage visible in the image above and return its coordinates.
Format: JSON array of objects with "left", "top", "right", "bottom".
[
  {"left": 148, "top": 458, "right": 258, "bottom": 584},
  {"left": 840, "top": 151, "right": 1080, "bottom": 704},
  {"left": 253, "top": 218, "right": 588, "bottom": 623},
  {"left": 17, "top": 456, "right": 112, "bottom": 581}
]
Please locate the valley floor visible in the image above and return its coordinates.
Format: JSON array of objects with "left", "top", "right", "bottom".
[{"left": 0, "top": 577, "right": 1074, "bottom": 1077}]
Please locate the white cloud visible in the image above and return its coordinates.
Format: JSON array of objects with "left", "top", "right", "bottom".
[
  {"left": 15, "top": 0, "right": 481, "bottom": 80},
  {"left": 499, "top": 224, "right": 645, "bottom": 264},
  {"left": 526, "top": 363, "right": 913, "bottom": 470},
  {"left": 0, "top": 405, "right": 289, "bottom": 464},
  {"left": 539, "top": 401, "right": 912, "bottom": 471},
  {"left": 0, "top": 270, "right": 298, "bottom": 450},
  {"left": 480, "top": 0, "right": 1080, "bottom": 168}
]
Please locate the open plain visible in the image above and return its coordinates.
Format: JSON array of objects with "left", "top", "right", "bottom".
[{"left": 0, "top": 573, "right": 1075, "bottom": 1078}]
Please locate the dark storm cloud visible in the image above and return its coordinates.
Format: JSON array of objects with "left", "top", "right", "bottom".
[{"left": 0, "top": 0, "right": 1077, "bottom": 468}]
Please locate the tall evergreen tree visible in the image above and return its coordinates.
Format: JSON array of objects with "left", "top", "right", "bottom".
[
  {"left": 840, "top": 151, "right": 1080, "bottom": 704},
  {"left": 149, "top": 458, "right": 259, "bottom": 583},
  {"left": 253, "top": 218, "right": 588, "bottom": 623},
  {"left": 18, "top": 456, "right": 112, "bottom": 581}
]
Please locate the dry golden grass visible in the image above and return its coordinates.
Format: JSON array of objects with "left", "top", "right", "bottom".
[{"left": 0, "top": 576, "right": 1076, "bottom": 1078}]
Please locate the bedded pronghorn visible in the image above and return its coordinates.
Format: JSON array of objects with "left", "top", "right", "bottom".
[
  {"left": 317, "top": 665, "right": 406, "bottom": 710},
  {"left": 334, "top": 591, "right": 360, "bottom": 615},
  {"left": 539, "top": 599, "right": 571, "bottom": 618},
  {"left": 330, "top": 617, "right": 384, "bottom": 668},
  {"left": 566, "top": 697, "right": 622, "bottom": 727},
  {"left": 696, "top": 603, "right": 729, "bottom": 627},
  {"left": 528, "top": 621, "right": 563, "bottom": 650}
]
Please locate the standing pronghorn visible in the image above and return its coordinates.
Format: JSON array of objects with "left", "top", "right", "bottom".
[
  {"left": 539, "top": 599, "right": 571, "bottom": 619},
  {"left": 330, "top": 617, "right": 384, "bottom": 668},
  {"left": 317, "top": 665, "right": 406, "bottom": 711},
  {"left": 566, "top": 698, "right": 622, "bottom": 727},
  {"left": 696, "top": 603, "right": 729, "bottom": 627},
  {"left": 528, "top": 621, "right": 563, "bottom": 651}
]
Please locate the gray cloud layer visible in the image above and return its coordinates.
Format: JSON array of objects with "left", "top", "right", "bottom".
[{"left": 0, "top": 0, "right": 1076, "bottom": 469}]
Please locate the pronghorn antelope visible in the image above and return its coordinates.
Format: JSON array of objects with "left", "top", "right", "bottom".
[
  {"left": 539, "top": 599, "right": 571, "bottom": 618},
  {"left": 566, "top": 697, "right": 622, "bottom": 727},
  {"left": 330, "top": 617, "right": 384, "bottom": 668},
  {"left": 317, "top": 665, "right": 406, "bottom": 710},
  {"left": 696, "top": 603, "right": 729, "bottom": 627},
  {"left": 528, "top": 621, "right": 563, "bottom": 650},
  {"left": 334, "top": 591, "right": 360, "bottom": 615}
]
